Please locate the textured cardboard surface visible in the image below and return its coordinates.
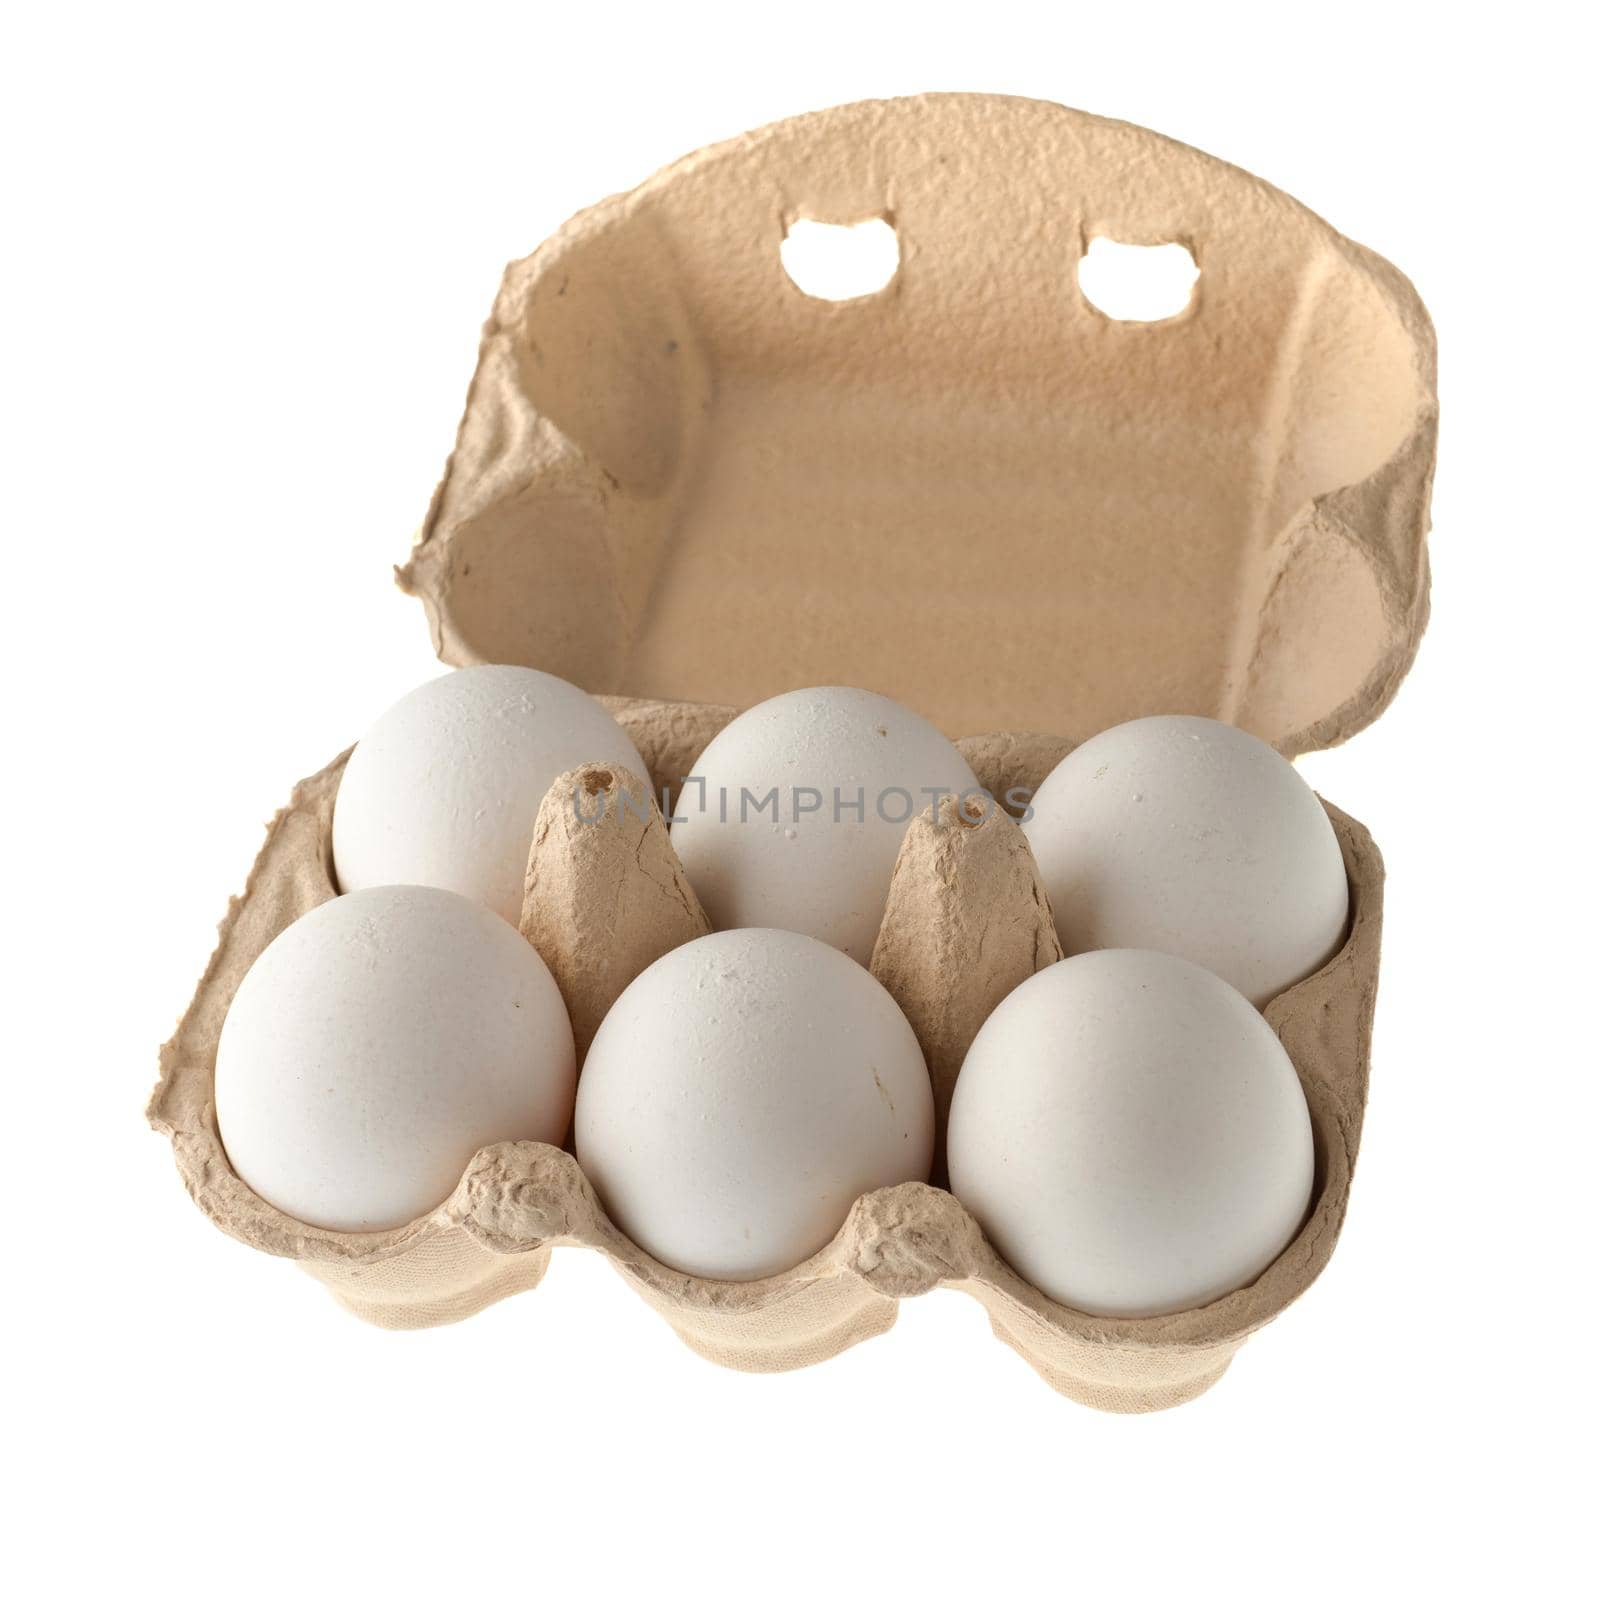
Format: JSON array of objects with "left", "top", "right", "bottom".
[
  {"left": 400, "top": 93, "right": 1435, "bottom": 756},
  {"left": 151, "top": 94, "right": 1429, "bottom": 1409}
]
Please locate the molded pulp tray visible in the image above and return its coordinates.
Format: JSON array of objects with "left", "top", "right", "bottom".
[{"left": 151, "top": 94, "right": 1434, "bottom": 1412}]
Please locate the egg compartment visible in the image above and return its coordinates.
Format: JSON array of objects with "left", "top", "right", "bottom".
[
  {"left": 151, "top": 93, "right": 1432, "bottom": 1411},
  {"left": 150, "top": 705, "right": 1380, "bottom": 1412}
]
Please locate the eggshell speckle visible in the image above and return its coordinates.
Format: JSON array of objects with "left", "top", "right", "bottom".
[
  {"left": 575, "top": 928, "right": 935, "bottom": 1281},
  {"left": 215, "top": 884, "right": 576, "bottom": 1232},
  {"left": 947, "top": 948, "right": 1314, "bottom": 1318},
  {"left": 1021, "top": 715, "right": 1349, "bottom": 1006},
  {"left": 332, "top": 665, "right": 647, "bottom": 924},
  {"left": 671, "top": 686, "right": 979, "bottom": 964}
]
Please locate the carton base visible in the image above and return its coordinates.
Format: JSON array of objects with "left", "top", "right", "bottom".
[
  {"left": 152, "top": 704, "right": 1381, "bottom": 1411},
  {"left": 977, "top": 1299, "right": 1241, "bottom": 1414},
  {"left": 670, "top": 1300, "right": 900, "bottom": 1375},
  {"left": 299, "top": 1236, "right": 554, "bottom": 1331}
]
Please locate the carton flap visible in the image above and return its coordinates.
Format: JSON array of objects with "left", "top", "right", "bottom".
[{"left": 402, "top": 94, "right": 1435, "bottom": 753}]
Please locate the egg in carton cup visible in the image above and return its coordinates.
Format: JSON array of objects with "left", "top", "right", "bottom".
[{"left": 149, "top": 94, "right": 1434, "bottom": 1413}]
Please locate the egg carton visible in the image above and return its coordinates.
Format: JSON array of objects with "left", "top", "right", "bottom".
[{"left": 150, "top": 94, "right": 1434, "bottom": 1412}]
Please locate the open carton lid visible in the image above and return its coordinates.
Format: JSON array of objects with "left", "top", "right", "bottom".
[{"left": 401, "top": 93, "right": 1436, "bottom": 756}]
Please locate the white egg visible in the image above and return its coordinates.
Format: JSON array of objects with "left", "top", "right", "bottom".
[
  {"left": 215, "top": 884, "right": 576, "bottom": 1232},
  {"left": 332, "top": 664, "right": 647, "bottom": 924},
  {"left": 575, "top": 928, "right": 934, "bottom": 1280},
  {"left": 948, "top": 949, "right": 1314, "bottom": 1317},
  {"left": 1021, "top": 715, "right": 1349, "bottom": 1006},
  {"left": 671, "top": 686, "right": 979, "bottom": 964}
]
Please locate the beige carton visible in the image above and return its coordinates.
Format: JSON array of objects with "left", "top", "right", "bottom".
[{"left": 150, "top": 94, "right": 1434, "bottom": 1412}]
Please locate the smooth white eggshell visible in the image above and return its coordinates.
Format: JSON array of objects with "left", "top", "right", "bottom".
[
  {"left": 332, "top": 664, "right": 647, "bottom": 924},
  {"left": 1021, "top": 714, "right": 1349, "bottom": 1006},
  {"left": 947, "top": 948, "right": 1314, "bottom": 1318},
  {"left": 671, "top": 686, "right": 979, "bottom": 964},
  {"left": 575, "top": 927, "right": 935, "bottom": 1280},
  {"left": 215, "top": 884, "right": 576, "bottom": 1232}
]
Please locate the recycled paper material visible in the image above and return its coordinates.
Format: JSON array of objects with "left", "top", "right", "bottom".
[{"left": 151, "top": 93, "right": 1432, "bottom": 1411}]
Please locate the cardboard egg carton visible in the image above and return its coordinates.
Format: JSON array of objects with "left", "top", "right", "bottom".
[{"left": 149, "top": 94, "right": 1434, "bottom": 1412}]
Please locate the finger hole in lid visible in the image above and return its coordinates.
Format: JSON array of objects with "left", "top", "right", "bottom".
[
  {"left": 1078, "top": 236, "right": 1199, "bottom": 322},
  {"left": 780, "top": 217, "right": 900, "bottom": 301}
]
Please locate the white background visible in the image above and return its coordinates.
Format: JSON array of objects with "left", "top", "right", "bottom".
[{"left": 6, "top": 4, "right": 1594, "bottom": 1594}]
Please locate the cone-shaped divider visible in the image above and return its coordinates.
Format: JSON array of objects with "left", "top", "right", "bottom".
[
  {"left": 869, "top": 793, "right": 1063, "bottom": 1183},
  {"left": 521, "top": 762, "right": 712, "bottom": 1061}
]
